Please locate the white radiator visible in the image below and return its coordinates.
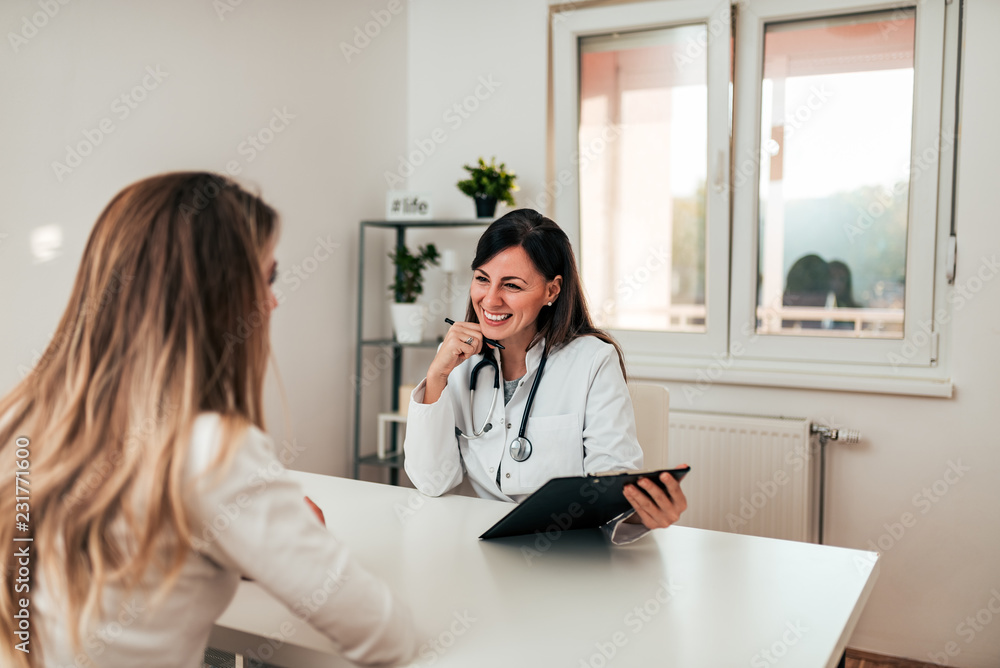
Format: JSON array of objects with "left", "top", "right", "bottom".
[{"left": 667, "top": 411, "right": 819, "bottom": 543}]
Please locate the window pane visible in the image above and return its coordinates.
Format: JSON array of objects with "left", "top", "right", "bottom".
[
  {"left": 756, "top": 11, "right": 915, "bottom": 338},
  {"left": 579, "top": 25, "right": 708, "bottom": 333}
]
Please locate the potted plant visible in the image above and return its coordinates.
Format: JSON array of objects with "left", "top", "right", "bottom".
[
  {"left": 456, "top": 157, "right": 518, "bottom": 219},
  {"left": 388, "top": 243, "right": 440, "bottom": 343}
]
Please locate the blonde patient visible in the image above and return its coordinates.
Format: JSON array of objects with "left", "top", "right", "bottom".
[{"left": 0, "top": 173, "right": 416, "bottom": 668}]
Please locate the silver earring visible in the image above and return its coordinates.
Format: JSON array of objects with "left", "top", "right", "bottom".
[{"left": 547, "top": 301, "right": 553, "bottom": 306}]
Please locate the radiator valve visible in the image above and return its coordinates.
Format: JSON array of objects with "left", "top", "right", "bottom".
[{"left": 811, "top": 424, "right": 861, "bottom": 444}]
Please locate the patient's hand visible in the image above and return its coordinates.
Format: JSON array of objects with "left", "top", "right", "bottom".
[{"left": 305, "top": 495, "right": 326, "bottom": 526}]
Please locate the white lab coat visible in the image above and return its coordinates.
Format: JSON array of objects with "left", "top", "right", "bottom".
[{"left": 403, "top": 335, "right": 649, "bottom": 544}]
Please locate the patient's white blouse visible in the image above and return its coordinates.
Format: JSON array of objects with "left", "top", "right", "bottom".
[{"left": 33, "top": 412, "right": 416, "bottom": 668}]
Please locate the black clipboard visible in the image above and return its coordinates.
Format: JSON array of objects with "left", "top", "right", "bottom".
[{"left": 479, "top": 466, "right": 691, "bottom": 540}]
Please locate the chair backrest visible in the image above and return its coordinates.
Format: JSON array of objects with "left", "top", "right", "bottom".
[{"left": 628, "top": 382, "right": 669, "bottom": 471}]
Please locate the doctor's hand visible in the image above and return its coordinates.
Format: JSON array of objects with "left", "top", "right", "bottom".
[
  {"left": 423, "top": 321, "right": 485, "bottom": 404},
  {"left": 622, "top": 468, "right": 688, "bottom": 530}
]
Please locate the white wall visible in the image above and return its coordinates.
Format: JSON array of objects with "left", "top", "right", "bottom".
[
  {"left": 405, "top": 1, "right": 1000, "bottom": 666},
  {"left": 2, "top": 0, "right": 997, "bottom": 665},
  {"left": 404, "top": 0, "right": 550, "bottom": 217},
  {"left": 0, "top": 0, "right": 410, "bottom": 477}
]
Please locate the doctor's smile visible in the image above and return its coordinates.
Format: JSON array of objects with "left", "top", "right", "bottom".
[{"left": 470, "top": 244, "right": 562, "bottom": 348}]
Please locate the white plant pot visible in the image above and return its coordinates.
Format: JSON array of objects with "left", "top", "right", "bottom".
[{"left": 390, "top": 303, "right": 426, "bottom": 343}]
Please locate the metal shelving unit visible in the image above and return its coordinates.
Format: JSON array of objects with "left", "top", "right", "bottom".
[{"left": 352, "top": 220, "right": 489, "bottom": 484}]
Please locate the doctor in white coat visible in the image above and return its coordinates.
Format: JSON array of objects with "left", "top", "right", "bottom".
[{"left": 403, "top": 209, "right": 686, "bottom": 544}]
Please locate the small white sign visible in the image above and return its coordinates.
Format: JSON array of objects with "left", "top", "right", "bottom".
[{"left": 386, "top": 191, "right": 433, "bottom": 220}]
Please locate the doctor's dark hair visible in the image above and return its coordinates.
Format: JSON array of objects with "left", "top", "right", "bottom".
[{"left": 465, "top": 209, "right": 627, "bottom": 379}]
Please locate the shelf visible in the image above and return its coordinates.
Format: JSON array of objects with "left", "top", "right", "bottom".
[
  {"left": 361, "top": 219, "right": 490, "bottom": 229},
  {"left": 355, "top": 219, "right": 483, "bottom": 485},
  {"left": 361, "top": 338, "right": 442, "bottom": 348},
  {"left": 357, "top": 452, "right": 405, "bottom": 469}
]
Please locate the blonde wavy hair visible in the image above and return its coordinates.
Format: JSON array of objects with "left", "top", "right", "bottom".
[{"left": 0, "top": 172, "right": 279, "bottom": 667}]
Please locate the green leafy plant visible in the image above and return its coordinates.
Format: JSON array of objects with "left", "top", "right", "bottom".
[
  {"left": 456, "top": 157, "right": 518, "bottom": 206},
  {"left": 387, "top": 243, "right": 440, "bottom": 303}
]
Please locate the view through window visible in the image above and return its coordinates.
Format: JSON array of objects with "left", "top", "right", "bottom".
[
  {"left": 755, "top": 11, "right": 916, "bottom": 338},
  {"left": 579, "top": 25, "right": 709, "bottom": 333}
]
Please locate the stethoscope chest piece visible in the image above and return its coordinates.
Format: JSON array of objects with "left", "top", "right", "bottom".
[
  {"left": 505, "top": 342, "right": 549, "bottom": 464},
  {"left": 509, "top": 436, "right": 532, "bottom": 462},
  {"left": 461, "top": 340, "right": 549, "bottom": 472}
]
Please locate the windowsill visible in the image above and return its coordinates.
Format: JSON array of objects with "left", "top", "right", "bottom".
[{"left": 626, "top": 353, "right": 953, "bottom": 399}]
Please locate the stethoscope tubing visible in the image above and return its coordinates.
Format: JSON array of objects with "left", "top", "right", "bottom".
[
  {"left": 457, "top": 343, "right": 548, "bottom": 464},
  {"left": 515, "top": 343, "right": 548, "bottom": 443},
  {"left": 466, "top": 369, "right": 499, "bottom": 438},
  {"left": 462, "top": 349, "right": 501, "bottom": 439}
]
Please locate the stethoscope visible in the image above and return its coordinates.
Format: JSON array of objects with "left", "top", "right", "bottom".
[{"left": 457, "top": 342, "right": 549, "bottom": 463}]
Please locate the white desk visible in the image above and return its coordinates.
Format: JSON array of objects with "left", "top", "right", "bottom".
[{"left": 209, "top": 472, "right": 878, "bottom": 668}]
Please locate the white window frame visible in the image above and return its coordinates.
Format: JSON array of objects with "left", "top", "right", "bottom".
[
  {"left": 729, "top": 0, "right": 945, "bottom": 368},
  {"left": 551, "top": 0, "right": 960, "bottom": 398},
  {"left": 552, "top": 0, "right": 733, "bottom": 359}
]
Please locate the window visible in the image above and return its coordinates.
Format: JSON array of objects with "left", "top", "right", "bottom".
[
  {"left": 552, "top": 0, "right": 957, "bottom": 395},
  {"left": 553, "top": 0, "right": 732, "bottom": 359},
  {"left": 755, "top": 12, "right": 915, "bottom": 339},
  {"left": 579, "top": 26, "right": 709, "bottom": 334}
]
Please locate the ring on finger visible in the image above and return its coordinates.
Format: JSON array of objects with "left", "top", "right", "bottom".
[{"left": 464, "top": 336, "right": 474, "bottom": 345}]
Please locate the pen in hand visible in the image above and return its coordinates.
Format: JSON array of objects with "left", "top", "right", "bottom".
[{"left": 444, "top": 318, "right": 505, "bottom": 350}]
